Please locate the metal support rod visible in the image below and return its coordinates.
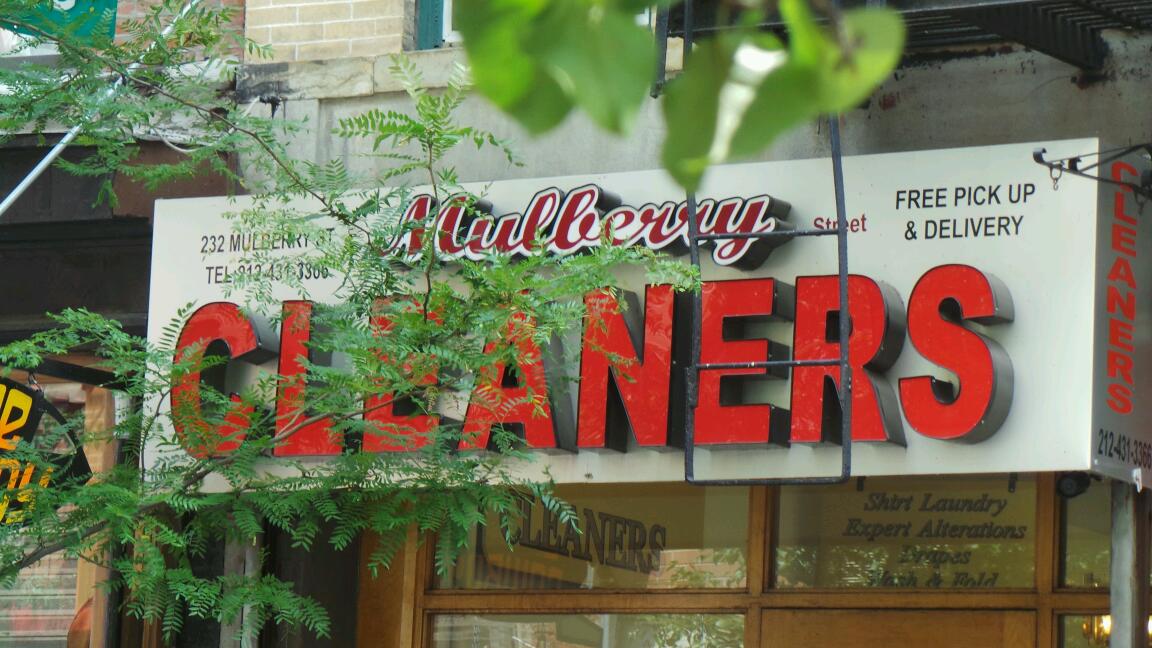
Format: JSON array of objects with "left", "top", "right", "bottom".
[
  {"left": 698, "top": 359, "right": 839, "bottom": 370},
  {"left": 683, "top": 0, "right": 695, "bottom": 54},
  {"left": 1034, "top": 145, "right": 1152, "bottom": 198},
  {"left": 651, "top": 3, "right": 670, "bottom": 98},
  {"left": 830, "top": 113, "right": 854, "bottom": 474},
  {"left": 0, "top": 0, "right": 204, "bottom": 220},
  {"left": 694, "top": 228, "right": 837, "bottom": 241},
  {"left": 30, "top": 358, "right": 124, "bottom": 389}
]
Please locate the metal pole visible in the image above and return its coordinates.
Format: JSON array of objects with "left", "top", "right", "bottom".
[
  {"left": 829, "top": 115, "right": 853, "bottom": 470},
  {"left": 0, "top": 0, "right": 204, "bottom": 220},
  {"left": 682, "top": 0, "right": 695, "bottom": 54},
  {"left": 1110, "top": 479, "right": 1150, "bottom": 648},
  {"left": 650, "top": 4, "right": 670, "bottom": 98}
]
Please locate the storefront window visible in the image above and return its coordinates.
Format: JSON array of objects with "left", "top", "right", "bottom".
[
  {"left": 437, "top": 483, "right": 749, "bottom": 590},
  {"left": 774, "top": 475, "right": 1036, "bottom": 588},
  {"left": 430, "top": 613, "right": 744, "bottom": 647},
  {"left": 0, "top": 554, "right": 77, "bottom": 647},
  {"left": 0, "top": 375, "right": 116, "bottom": 647},
  {"left": 1060, "top": 614, "right": 1122, "bottom": 648},
  {"left": 1060, "top": 478, "right": 1110, "bottom": 588}
]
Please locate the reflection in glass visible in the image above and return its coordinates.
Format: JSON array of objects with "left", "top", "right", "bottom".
[
  {"left": 438, "top": 484, "right": 748, "bottom": 590},
  {"left": 431, "top": 613, "right": 743, "bottom": 648},
  {"left": 1061, "top": 615, "right": 1091, "bottom": 648},
  {"left": 0, "top": 378, "right": 111, "bottom": 647},
  {"left": 775, "top": 475, "right": 1036, "bottom": 589},
  {"left": 0, "top": 554, "right": 77, "bottom": 647},
  {"left": 1061, "top": 479, "right": 1109, "bottom": 588},
  {"left": 1060, "top": 614, "right": 1152, "bottom": 647}
]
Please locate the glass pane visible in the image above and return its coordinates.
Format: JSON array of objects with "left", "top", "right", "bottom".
[
  {"left": 431, "top": 613, "right": 744, "bottom": 648},
  {"left": 1060, "top": 615, "right": 1111, "bottom": 648},
  {"left": 775, "top": 475, "right": 1035, "bottom": 589},
  {"left": 0, "top": 376, "right": 112, "bottom": 647},
  {"left": 438, "top": 483, "right": 748, "bottom": 590},
  {"left": 1061, "top": 479, "right": 1110, "bottom": 588},
  {"left": 1062, "top": 614, "right": 1152, "bottom": 647},
  {"left": 0, "top": 554, "right": 76, "bottom": 647}
]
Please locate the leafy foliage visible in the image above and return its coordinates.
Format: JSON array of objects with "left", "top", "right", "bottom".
[
  {"left": 454, "top": 0, "right": 658, "bottom": 135},
  {"left": 0, "top": 0, "right": 901, "bottom": 642},
  {"left": 457, "top": 0, "right": 905, "bottom": 191},
  {"left": 0, "top": 0, "right": 271, "bottom": 205},
  {"left": 666, "top": 0, "right": 905, "bottom": 190},
  {"left": 0, "top": 8, "right": 690, "bottom": 642}
]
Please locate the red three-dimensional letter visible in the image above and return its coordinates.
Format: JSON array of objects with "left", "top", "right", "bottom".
[
  {"left": 461, "top": 313, "right": 560, "bottom": 451},
  {"left": 363, "top": 299, "right": 441, "bottom": 452},
  {"left": 577, "top": 285, "right": 675, "bottom": 450},
  {"left": 274, "top": 301, "right": 341, "bottom": 456},
  {"left": 172, "top": 302, "right": 273, "bottom": 457},
  {"left": 695, "top": 278, "right": 794, "bottom": 445},
  {"left": 899, "top": 265, "right": 1014, "bottom": 442},
  {"left": 790, "top": 275, "right": 906, "bottom": 445}
]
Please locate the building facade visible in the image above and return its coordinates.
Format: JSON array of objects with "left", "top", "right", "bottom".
[
  {"left": 7, "top": 1, "right": 1152, "bottom": 647},
  {"left": 218, "top": 3, "right": 1152, "bottom": 646}
]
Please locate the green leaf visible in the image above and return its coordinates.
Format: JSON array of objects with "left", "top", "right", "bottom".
[
  {"left": 453, "top": 0, "right": 548, "bottom": 110},
  {"left": 779, "top": 0, "right": 823, "bottom": 66},
  {"left": 660, "top": 37, "right": 737, "bottom": 192},
  {"left": 815, "top": 9, "right": 906, "bottom": 110},
  {"left": 616, "top": 0, "right": 668, "bottom": 14},
  {"left": 457, "top": 0, "right": 657, "bottom": 135},
  {"left": 726, "top": 64, "right": 818, "bottom": 160},
  {"left": 661, "top": 5, "right": 904, "bottom": 190},
  {"left": 529, "top": 0, "right": 655, "bottom": 134},
  {"left": 501, "top": 69, "right": 573, "bottom": 135}
]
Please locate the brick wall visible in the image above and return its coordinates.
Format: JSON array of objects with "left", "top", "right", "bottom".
[
  {"left": 115, "top": 0, "right": 245, "bottom": 54},
  {"left": 245, "top": 0, "right": 404, "bottom": 63}
]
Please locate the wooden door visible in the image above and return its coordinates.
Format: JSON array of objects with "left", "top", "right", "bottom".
[{"left": 761, "top": 610, "right": 1036, "bottom": 647}]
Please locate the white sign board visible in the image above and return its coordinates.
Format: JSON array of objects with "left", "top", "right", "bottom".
[{"left": 148, "top": 138, "right": 1152, "bottom": 483}]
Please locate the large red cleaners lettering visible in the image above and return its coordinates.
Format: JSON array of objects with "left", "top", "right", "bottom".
[
  {"left": 363, "top": 299, "right": 441, "bottom": 452},
  {"left": 460, "top": 313, "right": 567, "bottom": 451},
  {"left": 170, "top": 266, "right": 1017, "bottom": 457},
  {"left": 577, "top": 286, "right": 678, "bottom": 450},
  {"left": 898, "top": 265, "right": 1014, "bottom": 442},
  {"left": 274, "top": 301, "right": 341, "bottom": 456},
  {"left": 695, "top": 279, "right": 793, "bottom": 445},
  {"left": 171, "top": 302, "right": 275, "bottom": 457},
  {"left": 790, "top": 275, "right": 907, "bottom": 445}
]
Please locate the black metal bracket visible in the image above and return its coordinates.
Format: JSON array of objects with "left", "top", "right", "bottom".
[
  {"left": 651, "top": 4, "right": 671, "bottom": 98},
  {"left": 28, "top": 358, "right": 127, "bottom": 391},
  {"left": 674, "top": 0, "right": 852, "bottom": 486},
  {"left": 1033, "top": 144, "right": 1152, "bottom": 199},
  {"left": 682, "top": 114, "right": 854, "bottom": 487}
]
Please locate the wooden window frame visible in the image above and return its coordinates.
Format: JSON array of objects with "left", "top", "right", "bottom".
[{"left": 361, "top": 473, "right": 1112, "bottom": 648}]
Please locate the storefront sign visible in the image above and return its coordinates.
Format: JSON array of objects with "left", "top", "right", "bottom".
[
  {"left": 0, "top": 377, "right": 90, "bottom": 524},
  {"left": 1091, "top": 147, "right": 1152, "bottom": 484},
  {"left": 147, "top": 138, "right": 1152, "bottom": 483},
  {"left": 775, "top": 476, "right": 1035, "bottom": 589},
  {"left": 384, "top": 188, "right": 790, "bottom": 268},
  {"left": 440, "top": 483, "right": 747, "bottom": 590}
]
